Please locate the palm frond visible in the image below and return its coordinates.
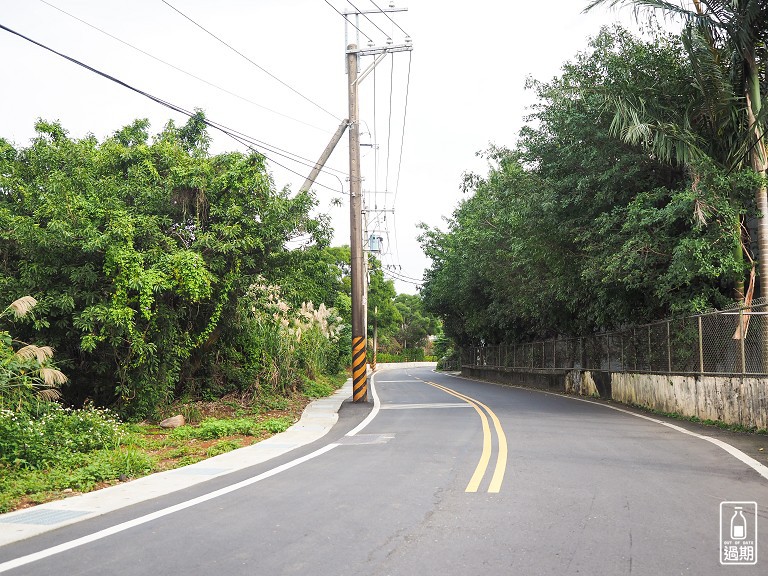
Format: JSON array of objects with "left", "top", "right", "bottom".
[
  {"left": 607, "top": 94, "right": 708, "bottom": 165},
  {"left": 588, "top": 0, "right": 765, "bottom": 60}
]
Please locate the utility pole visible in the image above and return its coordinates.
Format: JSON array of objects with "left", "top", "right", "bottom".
[
  {"left": 348, "top": 44, "right": 368, "bottom": 402},
  {"left": 344, "top": 4, "right": 412, "bottom": 403}
]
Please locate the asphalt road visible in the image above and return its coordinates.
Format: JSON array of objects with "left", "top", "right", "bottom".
[{"left": 1, "top": 367, "right": 767, "bottom": 575}]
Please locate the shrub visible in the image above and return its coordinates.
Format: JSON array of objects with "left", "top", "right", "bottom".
[
  {"left": 0, "top": 404, "right": 126, "bottom": 469},
  {"left": 206, "top": 439, "right": 242, "bottom": 457},
  {"left": 169, "top": 415, "right": 293, "bottom": 440},
  {"left": 260, "top": 416, "right": 292, "bottom": 434},
  {"left": 301, "top": 378, "right": 335, "bottom": 399}
]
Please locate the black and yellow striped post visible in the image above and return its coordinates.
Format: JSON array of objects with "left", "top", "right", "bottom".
[{"left": 352, "top": 335, "right": 368, "bottom": 402}]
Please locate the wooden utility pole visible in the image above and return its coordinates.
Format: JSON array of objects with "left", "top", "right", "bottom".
[
  {"left": 348, "top": 44, "right": 368, "bottom": 403},
  {"left": 342, "top": 4, "right": 412, "bottom": 401}
]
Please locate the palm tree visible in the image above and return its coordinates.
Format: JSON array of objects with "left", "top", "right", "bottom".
[{"left": 586, "top": 0, "right": 768, "bottom": 300}]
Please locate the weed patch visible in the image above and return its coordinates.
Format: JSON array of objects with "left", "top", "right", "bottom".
[
  {"left": 206, "top": 439, "right": 243, "bottom": 457},
  {"left": 0, "top": 390, "right": 313, "bottom": 513}
]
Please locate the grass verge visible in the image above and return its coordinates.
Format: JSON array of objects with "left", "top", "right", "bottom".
[
  {"left": 0, "top": 373, "right": 347, "bottom": 514},
  {"left": 622, "top": 401, "right": 768, "bottom": 435}
]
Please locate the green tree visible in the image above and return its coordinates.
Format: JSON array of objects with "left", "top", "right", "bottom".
[
  {"left": 420, "top": 26, "right": 746, "bottom": 345},
  {"left": 0, "top": 116, "right": 326, "bottom": 416},
  {"left": 586, "top": 0, "right": 768, "bottom": 296},
  {"left": 393, "top": 293, "right": 439, "bottom": 352}
]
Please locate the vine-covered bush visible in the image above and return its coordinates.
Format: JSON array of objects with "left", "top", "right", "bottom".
[{"left": 0, "top": 115, "right": 335, "bottom": 417}]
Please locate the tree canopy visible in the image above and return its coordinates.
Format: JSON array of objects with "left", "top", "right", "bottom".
[
  {"left": 0, "top": 116, "right": 342, "bottom": 416},
  {"left": 420, "top": 25, "right": 752, "bottom": 346}
]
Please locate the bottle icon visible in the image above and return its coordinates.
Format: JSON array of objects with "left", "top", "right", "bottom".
[{"left": 731, "top": 507, "right": 747, "bottom": 540}]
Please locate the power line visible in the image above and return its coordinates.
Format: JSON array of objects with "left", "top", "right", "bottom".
[
  {"left": 194, "top": 118, "right": 347, "bottom": 177},
  {"left": 161, "top": 0, "right": 342, "bottom": 122},
  {"left": 389, "top": 51, "right": 412, "bottom": 269},
  {"left": 392, "top": 50, "right": 412, "bottom": 206},
  {"left": 373, "top": 65, "right": 380, "bottom": 211},
  {"left": 382, "top": 262, "right": 423, "bottom": 283},
  {"left": 199, "top": 118, "right": 348, "bottom": 188},
  {"left": 0, "top": 21, "right": 345, "bottom": 196},
  {"left": 385, "top": 52, "right": 395, "bottom": 193},
  {"left": 322, "top": 0, "right": 374, "bottom": 44},
  {"left": 40, "top": 0, "right": 345, "bottom": 174},
  {"left": 37, "top": 0, "right": 329, "bottom": 133},
  {"left": 345, "top": 0, "right": 390, "bottom": 39},
  {"left": 367, "top": 0, "right": 410, "bottom": 37},
  {"left": 382, "top": 268, "right": 422, "bottom": 287}
]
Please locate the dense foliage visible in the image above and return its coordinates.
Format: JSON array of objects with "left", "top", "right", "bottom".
[
  {"left": 420, "top": 26, "right": 755, "bottom": 346},
  {"left": 0, "top": 115, "right": 348, "bottom": 417}
]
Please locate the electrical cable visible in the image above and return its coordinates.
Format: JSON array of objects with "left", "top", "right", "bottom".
[
  {"left": 345, "top": 0, "right": 390, "bottom": 39},
  {"left": 373, "top": 64, "right": 379, "bottom": 212},
  {"left": 384, "top": 52, "right": 395, "bottom": 194},
  {"left": 196, "top": 117, "right": 347, "bottom": 177},
  {"left": 37, "top": 0, "right": 330, "bottom": 133},
  {"left": 382, "top": 261, "right": 423, "bottom": 282},
  {"left": 382, "top": 269, "right": 422, "bottom": 287},
  {"left": 389, "top": 51, "right": 412, "bottom": 269},
  {"left": 161, "top": 0, "right": 342, "bottom": 122},
  {"left": 200, "top": 119, "right": 347, "bottom": 192},
  {"left": 0, "top": 21, "right": 346, "bottom": 196},
  {"left": 30, "top": 3, "right": 348, "bottom": 178},
  {"left": 322, "top": 0, "right": 374, "bottom": 44},
  {"left": 367, "top": 0, "right": 410, "bottom": 37},
  {"left": 392, "top": 50, "right": 412, "bottom": 206}
]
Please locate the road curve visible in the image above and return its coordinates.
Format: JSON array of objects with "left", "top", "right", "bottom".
[{"left": 1, "top": 366, "right": 766, "bottom": 575}]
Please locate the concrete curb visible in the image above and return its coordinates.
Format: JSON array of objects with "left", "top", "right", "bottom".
[{"left": 0, "top": 378, "right": 353, "bottom": 547}]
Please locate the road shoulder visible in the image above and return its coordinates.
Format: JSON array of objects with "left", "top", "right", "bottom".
[{"left": 0, "top": 378, "right": 354, "bottom": 547}]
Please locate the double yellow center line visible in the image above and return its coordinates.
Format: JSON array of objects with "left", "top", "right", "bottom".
[{"left": 422, "top": 380, "right": 508, "bottom": 493}]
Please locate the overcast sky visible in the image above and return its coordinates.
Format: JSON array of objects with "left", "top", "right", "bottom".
[{"left": 0, "top": 0, "right": 641, "bottom": 294}]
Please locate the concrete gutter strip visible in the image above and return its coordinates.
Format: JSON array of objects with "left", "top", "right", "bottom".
[{"left": 0, "top": 378, "right": 354, "bottom": 546}]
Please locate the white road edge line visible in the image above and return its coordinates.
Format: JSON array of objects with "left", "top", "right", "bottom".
[
  {"left": 0, "top": 377, "right": 382, "bottom": 573},
  {"left": 437, "top": 370, "right": 768, "bottom": 482},
  {"left": 346, "top": 371, "right": 380, "bottom": 437}
]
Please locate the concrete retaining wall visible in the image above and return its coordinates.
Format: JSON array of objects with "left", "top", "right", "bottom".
[
  {"left": 462, "top": 366, "right": 768, "bottom": 430},
  {"left": 611, "top": 373, "right": 768, "bottom": 430},
  {"left": 463, "top": 367, "right": 564, "bottom": 392}
]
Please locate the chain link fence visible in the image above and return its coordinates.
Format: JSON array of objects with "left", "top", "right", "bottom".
[{"left": 462, "top": 299, "right": 768, "bottom": 376}]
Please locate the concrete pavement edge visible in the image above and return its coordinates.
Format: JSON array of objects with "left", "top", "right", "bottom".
[{"left": 0, "top": 377, "right": 354, "bottom": 547}]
